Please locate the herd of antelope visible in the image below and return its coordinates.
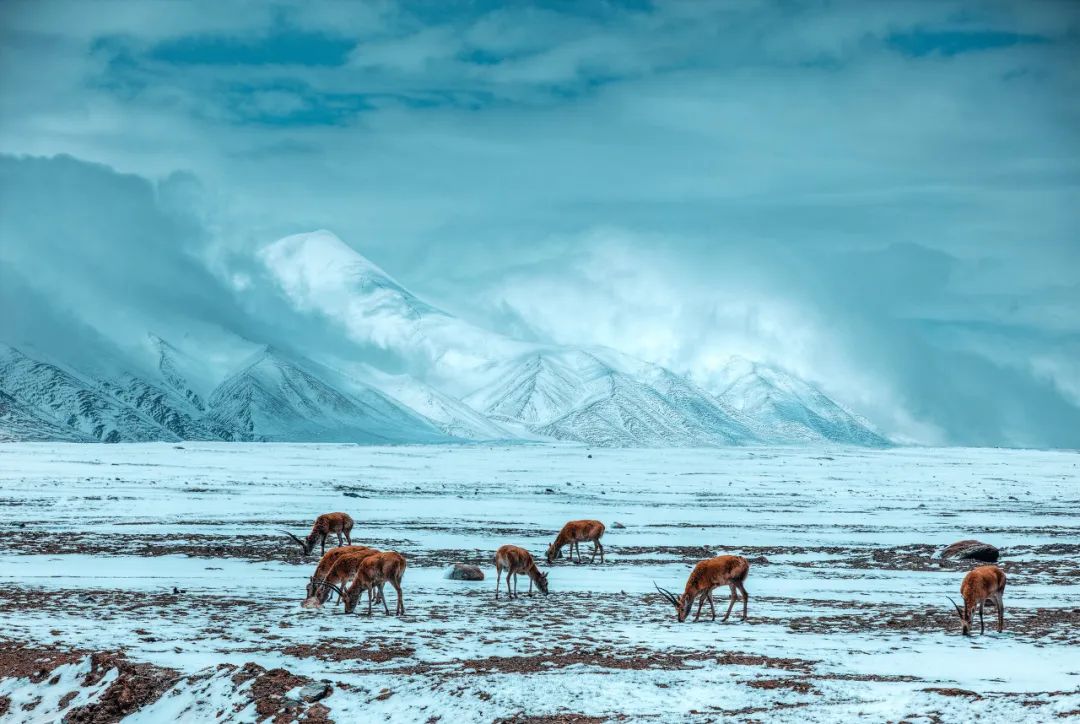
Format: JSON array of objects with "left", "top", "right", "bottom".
[{"left": 284, "top": 512, "right": 1006, "bottom": 634}]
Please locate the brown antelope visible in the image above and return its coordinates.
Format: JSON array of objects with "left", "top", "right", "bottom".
[
  {"left": 305, "top": 547, "right": 382, "bottom": 606},
  {"left": 324, "top": 552, "right": 407, "bottom": 616},
  {"left": 283, "top": 512, "right": 354, "bottom": 556},
  {"left": 546, "top": 519, "right": 605, "bottom": 564},
  {"left": 654, "top": 555, "right": 750, "bottom": 623},
  {"left": 495, "top": 544, "right": 549, "bottom": 600},
  {"left": 307, "top": 547, "right": 386, "bottom": 607},
  {"left": 949, "top": 565, "right": 1006, "bottom": 636},
  {"left": 306, "top": 545, "right": 378, "bottom": 603}
]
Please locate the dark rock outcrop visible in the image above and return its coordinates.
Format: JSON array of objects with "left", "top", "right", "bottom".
[{"left": 941, "top": 540, "right": 1000, "bottom": 562}]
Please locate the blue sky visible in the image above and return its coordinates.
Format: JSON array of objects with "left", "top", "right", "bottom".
[{"left": 1, "top": 0, "right": 1079, "bottom": 446}]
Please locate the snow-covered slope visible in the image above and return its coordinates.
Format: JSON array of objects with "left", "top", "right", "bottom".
[
  {"left": 260, "top": 230, "right": 528, "bottom": 381},
  {"left": 0, "top": 389, "right": 92, "bottom": 442},
  {"left": 357, "top": 365, "right": 514, "bottom": 441},
  {"left": 205, "top": 347, "right": 449, "bottom": 443},
  {"left": 0, "top": 344, "right": 178, "bottom": 443},
  {"left": 465, "top": 349, "right": 759, "bottom": 447},
  {"left": 96, "top": 373, "right": 227, "bottom": 441},
  {"left": 0, "top": 343, "right": 454, "bottom": 445},
  {"left": 713, "top": 356, "right": 889, "bottom": 446}
]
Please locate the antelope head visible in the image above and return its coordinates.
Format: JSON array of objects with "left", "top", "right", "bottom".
[
  {"left": 316, "top": 580, "right": 354, "bottom": 611},
  {"left": 948, "top": 596, "right": 971, "bottom": 636},
  {"left": 534, "top": 570, "right": 550, "bottom": 595},
  {"left": 338, "top": 580, "right": 367, "bottom": 614},
  {"left": 545, "top": 543, "right": 563, "bottom": 565},
  {"left": 655, "top": 582, "right": 692, "bottom": 622},
  {"left": 308, "top": 575, "right": 337, "bottom": 603}
]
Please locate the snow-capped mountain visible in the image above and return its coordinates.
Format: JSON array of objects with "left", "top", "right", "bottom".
[
  {"left": 712, "top": 357, "right": 889, "bottom": 446},
  {"left": 259, "top": 231, "right": 528, "bottom": 382},
  {"left": 464, "top": 349, "right": 759, "bottom": 446},
  {"left": 0, "top": 344, "right": 179, "bottom": 443},
  {"left": 0, "top": 230, "right": 889, "bottom": 447},
  {"left": 356, "top": 365, "right": 514, "bottom": 441},
  {"left": 205, "top": 347, "right": 448, "bottom": 443},
  {"left": 0, "top": 389, "right": 92, "bottom": 442}
]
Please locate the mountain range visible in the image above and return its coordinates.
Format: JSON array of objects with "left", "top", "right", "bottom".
[{"left": 0, "top": 230, "right": 888, "bottom": 447}]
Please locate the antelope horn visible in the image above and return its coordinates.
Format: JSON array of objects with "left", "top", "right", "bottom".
[
  {"left": 654, "top": 582, "right": 679, "bottom": 606},
  {"left": 946, "top": 596, "right": 964, "bottom": 617},
  {"left": 318, "top": 580, "right": 345, "bottom": 599},
  {"left": 281, "top": 530, "right": 307, "bottom": 551}
]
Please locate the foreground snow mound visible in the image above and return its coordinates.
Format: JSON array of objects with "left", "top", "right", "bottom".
[{"left": 0, "top": 644, "right": 333, "bottom": 723}]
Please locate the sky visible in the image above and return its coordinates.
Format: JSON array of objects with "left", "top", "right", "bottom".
[{"left": 1, "top": 0, "right": 1079, "bottom": 447}]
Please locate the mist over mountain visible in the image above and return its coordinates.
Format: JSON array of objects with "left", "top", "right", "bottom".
[
  {"left": 0, "top": 160, "right": 885, "bottom": 447},
  {"left": 3, "top": 153, "right": 1075, "bottom": 448}
]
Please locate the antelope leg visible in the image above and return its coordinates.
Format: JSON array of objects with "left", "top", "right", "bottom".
[
  {"left": 722, "top": 587, "right": 738, "bottom": 622},
  {"left": 694, "top": 593, "right": 707, "bottom": 621}
]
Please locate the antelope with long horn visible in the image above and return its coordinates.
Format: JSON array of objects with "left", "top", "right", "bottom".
[
  {"left": 654, "top": 555, "right": 750, "bottom": 623},
  {"left": 546, "top": 519, "right": 605, "bottom": 564},
  {"left": 305, "top": 545, "right": 378, "bottom": 603},
  {"left": 282, "top": 512, "right": 354, "bottom": 557},
  {"left": 949, "top": 565, "right": 1006, "bottom": 636},
  {"left": 495, "top": 544, "right": 549, "bottom": 600},
  {"left": 305, "top": 547, "right": 383, "bottom": 608},
  {"left": 323, "top": 551, "right": 407, "bottom": 616}
]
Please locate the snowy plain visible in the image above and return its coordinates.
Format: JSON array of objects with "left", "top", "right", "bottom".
[{"left": 0, "top": 442, "right": 1077, "bottom": 722}]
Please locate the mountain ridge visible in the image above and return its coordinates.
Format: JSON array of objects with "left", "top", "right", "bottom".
[{"left": 0, "top": 231, "right": 889, "bottom": 447}]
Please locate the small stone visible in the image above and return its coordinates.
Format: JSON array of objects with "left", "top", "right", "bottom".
[
  {"left": 612, "top": 521, "right": 626, "bottom": 529},
  {"left": 446, "top": 563, "right": 484, "bottom": 581}
]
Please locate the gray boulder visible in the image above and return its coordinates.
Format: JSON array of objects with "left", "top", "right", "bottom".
[
  {"left": 446, "top": 563, "right": 484, "bottom": 581},
  {"left": 300, "top": 682, "right": 332, "bottom": 702}
]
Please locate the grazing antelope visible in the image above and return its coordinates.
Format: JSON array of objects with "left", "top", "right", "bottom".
[
  {"left": 306, "top": 545, "right": 378, "bottom": 602},
  {"left": 654, "top": 555, "right": 750, "bottom": 623},
  {"left": 325, "top": 552, "right": 407, "bottom": 616},
  {"left": 495, "top": 544, "right": 549, "bottom": 600},
  {"left": 307, "top": 548, "right": 384, "bottom": 607},
  {"left": 949, "top": 565, "right": 1006, "bottom": 636},
  {"left": 283, "top": 512, "right": 354, "bottom": 556},
  {"left": 546, "top": 519, "right": 605, "bottom": 564}
]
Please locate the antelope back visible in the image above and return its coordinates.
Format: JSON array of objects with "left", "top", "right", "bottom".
[
  {"left": 328, "top": 549, "right": 381, "bottom": 583},
  {"left": 688, "top": 555, "right": 749, "bottom": 591},
  {"left": 315, "top": 545, "right": 373, "bottom": 577},
  {"left": 496, "top": 544, "right": 533, "bottom": 571},
  {"left": 961, "top": 565, "right": 1005, "bottom": 601}
]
